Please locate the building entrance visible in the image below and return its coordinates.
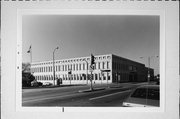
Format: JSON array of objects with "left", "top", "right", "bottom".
[{"left": 129, "top": 72, "right": 137, "bottom": 82}]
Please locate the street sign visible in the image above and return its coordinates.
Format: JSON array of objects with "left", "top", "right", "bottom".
[
  {"left": 89, "top": 65, "right": 94, "bottom": 72},
  {"left": 68, "top": 70, "right": 72, "bottom": 75},
  {"left": 101, "top": 69, "right": 111, "bottom": 72}
]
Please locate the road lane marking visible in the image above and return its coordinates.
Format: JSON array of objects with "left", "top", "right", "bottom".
[{"left": 89, "top": 90, "right": 131, "bottom": 101}]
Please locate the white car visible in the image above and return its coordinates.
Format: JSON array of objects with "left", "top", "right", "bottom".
[
  {"left": 123, "top": 85, "right": 159, "bottom": 107},
  {"left": 43, "top": 82, "right": 52, "bottom": 86}
]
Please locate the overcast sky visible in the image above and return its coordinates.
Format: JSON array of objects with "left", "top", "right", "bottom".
[{"left": 22, "top": 15, "right": 159, "bottom": 74}]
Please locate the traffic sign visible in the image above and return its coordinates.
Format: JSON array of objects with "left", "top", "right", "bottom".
[{"left": 101, "top": 69, "right": 111, "bottom": 72}]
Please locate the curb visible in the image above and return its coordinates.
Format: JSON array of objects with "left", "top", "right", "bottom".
[
  {"left": 78, "top": 88, "right": 106, "bottom": 93},
  {"left": 109, "top": 86, "right": 123, "bottom": 88}
]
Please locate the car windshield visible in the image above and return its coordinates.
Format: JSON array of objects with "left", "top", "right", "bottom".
[{"left": 131, "top": 87, "right": 159, "bottom": 100}]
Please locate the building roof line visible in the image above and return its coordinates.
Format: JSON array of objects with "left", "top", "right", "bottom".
[
  {"left": 31, "top": 54, "right": 113, "bottom": 64},
  {"left": 111, "top": 54, "right": 145, "bottom": 66}
]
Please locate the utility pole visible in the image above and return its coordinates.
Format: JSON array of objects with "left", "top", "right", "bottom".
[
  {"left": 148, "top": 57, "right": 150, "bottom": 84},
  {"left": 140, "top": 56, "right": 158, "bottom": 83},
  {"left": 140, "top": 56, "right": 158, "bottom": 106}
]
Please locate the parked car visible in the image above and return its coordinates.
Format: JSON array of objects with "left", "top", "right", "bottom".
[
  {"left": 37, "top": 82, "right": 43, "bottom": 86},
  {"left": 43, "top": 82, "right": 53, "bottom": 86},
  {"left": 123, "top": 85, "right": 159, "bottom": 107}
]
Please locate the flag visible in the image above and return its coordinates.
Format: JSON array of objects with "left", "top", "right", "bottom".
[{"left": 27, "top": 45, "right": 31, "bottom": 53}]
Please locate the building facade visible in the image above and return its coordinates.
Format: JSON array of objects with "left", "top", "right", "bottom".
[{"left": 31, "top": 54, "right": 154, "bottom": 85}]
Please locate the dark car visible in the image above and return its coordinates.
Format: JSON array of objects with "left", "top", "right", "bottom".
[{"left": 123, "top": 85, "right": 159, "bottom": 107}]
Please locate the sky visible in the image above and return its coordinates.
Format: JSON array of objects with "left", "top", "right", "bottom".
[{"left": 22, "top": 15, "right": 159, "bottom": 74}]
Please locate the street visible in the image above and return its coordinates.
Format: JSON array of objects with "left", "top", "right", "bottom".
[{"left": 22, "top": 83, "right": 146, "bottom": 107}]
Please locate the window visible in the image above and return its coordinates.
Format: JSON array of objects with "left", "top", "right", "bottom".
[
  {"left": 107, "top": 62, "right": 109, "bottom": 69},
  {"left": 65, "top": 65, "right": 67, "bottom": 71},
  {"left": 50, "top": 66, "right": 52, "bottom": 72},
  {"left": 59, "top": 65, "right": 61, "bottom": 71},
  {"left": 98, "top": 62, "right": 100, "bottom": 69},
  {"left": 62, "top": 65, "right": 64, "bottom": 71},
  {"left": 95, "top": 74, "right": 98, "bottom": 80},
  {"left": 65, "top": 75, "right": 67, "bottom": 80},
  {"left": 77, "top": 75, "right": 79, "bottom": 80},
  {"left": 79, "top": 64, "right": 81, "bottom": 70},
  {"left": 102, "top": 62, "right": 105, "bottom": 69},
  {"left": 73, "top": 64, "right": 75, "bottom": 71},
  {"left": 80, "top": 75, "right": 82, "bottom": 80},
  {"left": 99, "top": 73, "right": 101, "bottom": 80},
  {"left": 86, "top": 63, "right": 88, "bottom": 70},
  {"left": 83, "top": 63, "right": 85, "bottom": 70},
  {"left": 76, "top": 64, "right": 78, "bottom": 70},
  {"left": 74, "top": 74, "right": 76, "bottom": 80},
  {"left": 129, "top": 65, "right": 133, "bottom": 71},
  {"left": 133, "top": 66, "right": 137, "bottom": 71},
  {"left": 70, "top": 64, "right": 72, "bottom": 70}
]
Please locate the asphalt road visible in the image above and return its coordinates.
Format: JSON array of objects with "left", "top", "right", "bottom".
[{"left": 22, "top": 83, "right": 145, "bottom": 107}]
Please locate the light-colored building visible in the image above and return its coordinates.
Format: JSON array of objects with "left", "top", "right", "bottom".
[{"left": 31, "top": 54, "right": 153, "bottom": 85}]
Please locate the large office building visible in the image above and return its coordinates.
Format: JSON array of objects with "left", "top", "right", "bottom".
[{"left": 31, "top": 54, "right": 154, "bottom": 85}]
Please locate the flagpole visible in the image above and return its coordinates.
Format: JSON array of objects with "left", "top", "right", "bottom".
[
  {"left": 30, "top": 45, "right": 32, "bottom": 64},
  {"left": 27, "top": 45, "right": 32, "bottom": 73},
  {"left": 30, "top": 46, "right": 32, "bottom": 73}
]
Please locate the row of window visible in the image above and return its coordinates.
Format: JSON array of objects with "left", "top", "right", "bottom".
[
  {"left": 112, "top": 62, "right": 138, "bottom": 71},
  {"left": 32, "top": 61, "right": 110, "bottom": 73},
  {"left": 35, "top": 73, "right": 110, "bottom": 81},
  {"left": 32, "top": 56, "right": 111, "bottom": 66}
]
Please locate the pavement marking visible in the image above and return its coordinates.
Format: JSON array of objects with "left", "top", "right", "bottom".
[{"left": 89, "top": 90, "right": 131, "bottom": 101}]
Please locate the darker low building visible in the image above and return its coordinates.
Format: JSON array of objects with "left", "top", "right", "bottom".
[{"left": 111, "top": 54, "right": 154, "bottom": 83}]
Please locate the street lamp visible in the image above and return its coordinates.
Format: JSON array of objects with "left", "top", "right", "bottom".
[
  {"left": 53, "top": 47, "right": 59, "bottom": 86},
  {"left": 140, "top": 56, "right": 158, "bottom": 83}
]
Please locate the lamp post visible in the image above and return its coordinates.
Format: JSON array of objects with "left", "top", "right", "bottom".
[{"left": 53, "top": 47, "right": 59, "bottom": 86}]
